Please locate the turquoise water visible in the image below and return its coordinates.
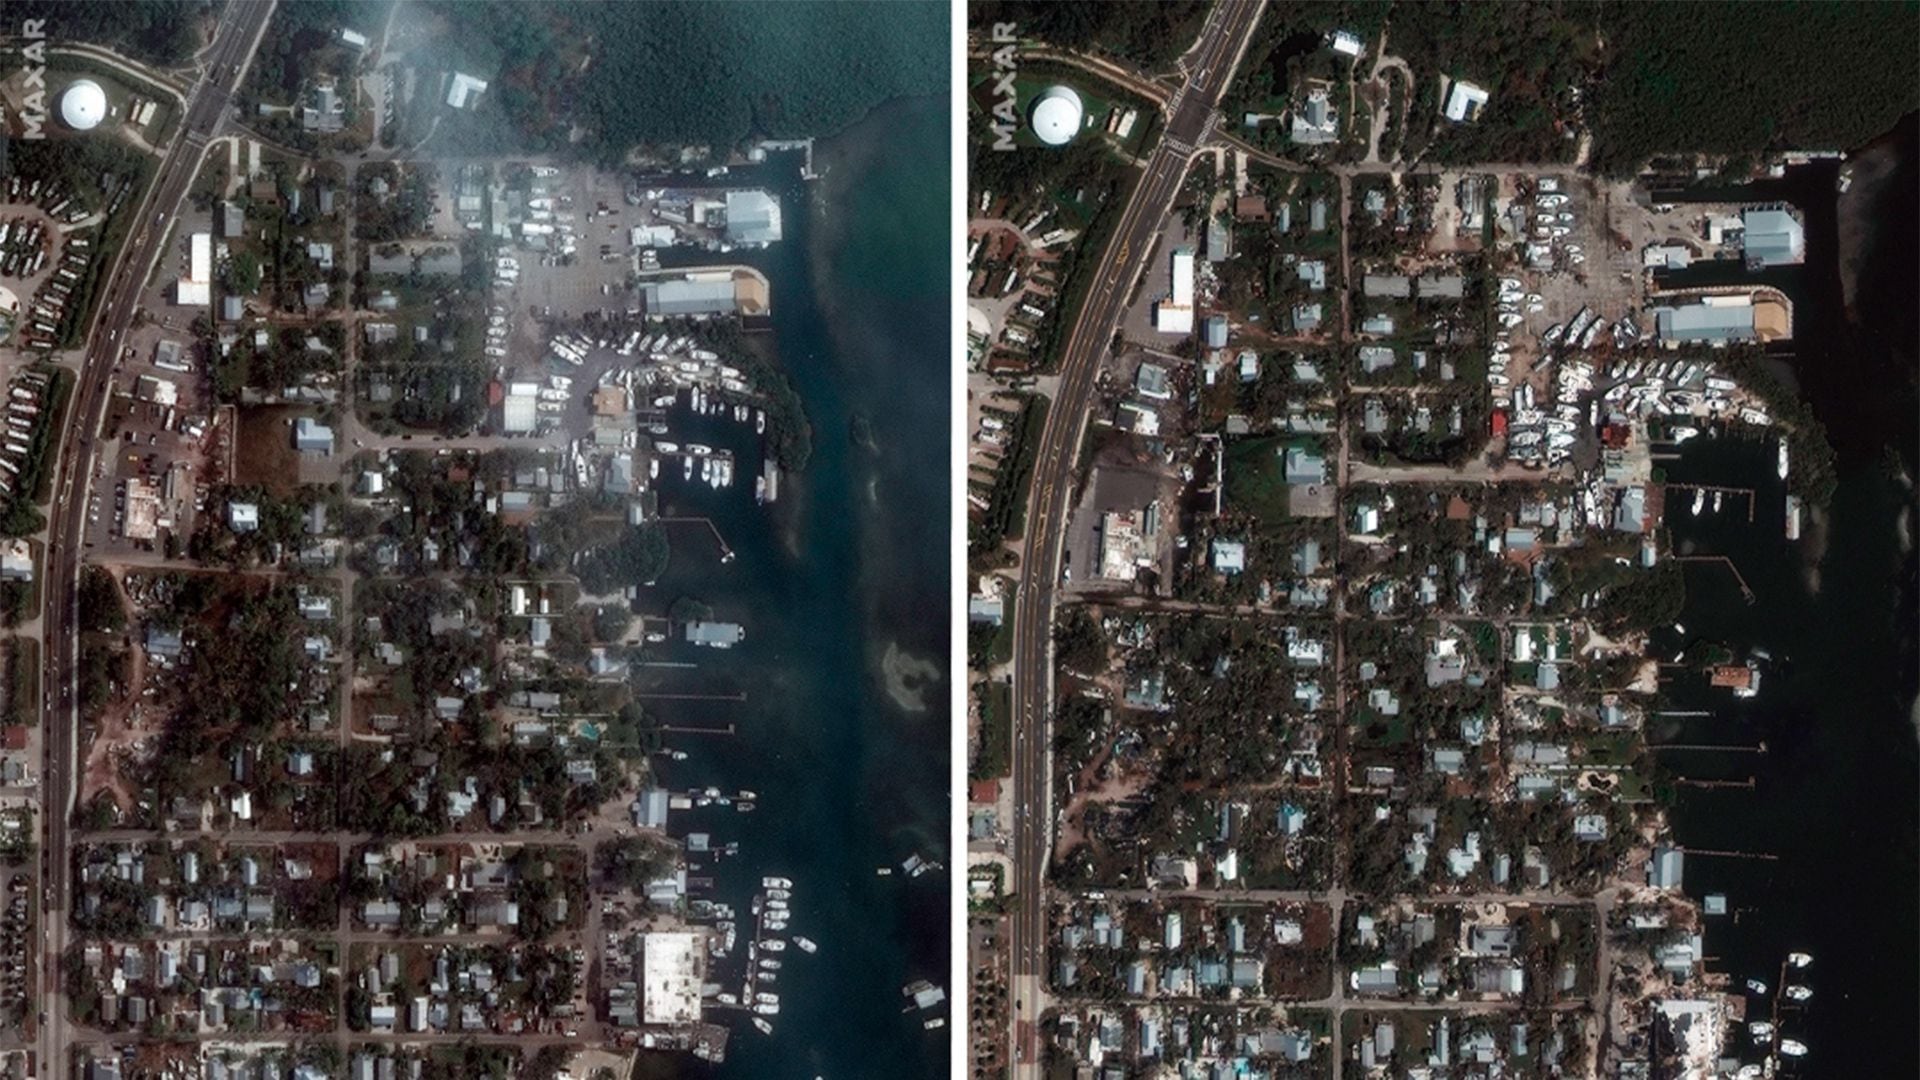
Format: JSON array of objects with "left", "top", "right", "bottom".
[{"left": 631, "top": 94, "right": 951, "bottom": 1080}]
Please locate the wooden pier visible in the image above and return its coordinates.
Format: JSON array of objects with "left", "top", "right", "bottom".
[
  {"left": 1653, "top": 741, "right": 1768, "bottom": 753},
  {"left": 1678, "top": 845, "right": 1779, "bottom": 862},
  {"left": 658, "top": 515, "right": 736, "bottom": 562},
  {"left": 635, "top": 691, "right": 748, "bottom": 703},
  {"left": 1673, "top": 554, "right": 1757, "bottom": 603},
  {"left": 1673, "top": 777, "right": 1756, "bottom": 790},
  {"left": 660, "top": 721, "right": 736, "bottom": 736}
]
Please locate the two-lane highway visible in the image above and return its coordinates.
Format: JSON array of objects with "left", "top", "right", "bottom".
[
  {"left": 1004, "top": 2, "right": 1267, "bottom": 1072},
  {"left": 37, "top": 5, "right": 276, "bottom": 1074}
]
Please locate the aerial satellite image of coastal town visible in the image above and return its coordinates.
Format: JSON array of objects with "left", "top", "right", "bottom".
[
  {"left": 1, "top": 1, "right": 1919, "bottom": 1079},
  {"left": 965, "top": 4, "right": 1917, "bottom": 1080},
  {"left": 0, "top": 2, "right": 953, "bottom": 1080}
]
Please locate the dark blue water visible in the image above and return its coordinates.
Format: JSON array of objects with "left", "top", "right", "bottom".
[
  {"left": 630, "top": 94, "right": 950, "bottom": 1080},
  {"left": 1648, "top": 119, "right": 1918, "bottom": 1076}
]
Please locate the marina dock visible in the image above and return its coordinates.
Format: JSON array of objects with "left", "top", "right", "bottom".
[{"left": 1664, "top": 481, "right": 1758, "bottom": 523}]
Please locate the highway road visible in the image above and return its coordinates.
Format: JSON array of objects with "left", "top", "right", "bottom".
[
  {"left": 36, "top": 4, "right": 276, "bottom": 1074},
  {"left": 1003, "top": 1, "right": 1267, "bottom": 1071}
]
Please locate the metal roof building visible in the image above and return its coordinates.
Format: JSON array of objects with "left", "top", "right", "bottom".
[
  {"left": 724, "top": 190, "right": 782, "bottom": 246},
  {"left": 1741, "top": 208, "right": 1804, "bottom": 266},
  {"left": 294, "top": 417, "right": 334, "bottom": 453},
  {"left": 642, "top": 278, "right": 738, "bottom": 317},
  {"left": 1653, "top": 300, "right": 1756, "bottom": 344},
  {"left": 501, "top": 385, "right": 538, "bottom": 434},
  {"left": 685, "top": 620, "right": 744, "bottom": 647}
]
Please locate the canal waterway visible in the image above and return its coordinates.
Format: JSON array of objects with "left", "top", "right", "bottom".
[
  {"left": 1647, "top": 116, "right": 1917, "bottom": 1076},
  {"left": 629, "top": 94, "right": 951, "bottom": 1080}
]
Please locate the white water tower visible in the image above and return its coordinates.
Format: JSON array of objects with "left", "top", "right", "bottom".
[
  {"left": 1029, "top": 85, "right": 1084, "bottom": 147},
  {"left": 60, "top": 79, "right": 107, "bottom": 131}
]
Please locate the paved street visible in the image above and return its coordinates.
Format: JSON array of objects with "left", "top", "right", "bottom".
[
  {"left": 1003, "top": 4, "right": 1268, "bottom": 1074},
  {"left": 36, "top": 6, "right": 278, "bottom": 1076}
]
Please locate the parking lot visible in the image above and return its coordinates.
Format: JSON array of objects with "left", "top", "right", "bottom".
[
  {"left": 496, "top": 163, "right": 671, "bottom": 366},
  {"left": 88, "top": 356, "right": 223, "bottom": 556}
]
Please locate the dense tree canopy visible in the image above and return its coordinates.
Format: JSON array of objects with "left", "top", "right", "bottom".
[
  {"left": 1587, "top": 2, "right": 1920, "bottom": 174},
  {"left": 15, "top": 1, "right": 202, "bottom": 66},
  {"left": 973, "top": 0, "right": 1211, "bottom": 71},
  {"left": 432, "top": 1, "right": 946, "bottom": 163}
]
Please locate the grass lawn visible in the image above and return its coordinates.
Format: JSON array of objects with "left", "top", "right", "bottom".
[
  {"left": 972, "top": 680, "right": 1013, "bottom": 781},
  {"left": 1224, "top": 436, "right": 1291, "bottom": 528}
]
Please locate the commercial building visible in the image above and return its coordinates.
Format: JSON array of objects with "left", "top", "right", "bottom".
[
  {"left": 1154, "top": 246, "right": 1196, "bottom": 335},
  {"left": 1741, "top": 207, "right": 1804, "bottom": 266},
  {"left": 724, "top": 190, "right": 782, "bottom": 246},
  {"left": 500, "top": 382, "right": 540, "bottom": 435},
  {"left": 176, "top": 233, "right": 212, "bottom": 308},
  {"left": 1652, "top": 294, "right": 1789, "bottom": 345},
  {"left": 134, "top": 375, "right": 178, "bottom": 408},
  {"left": 642, "top": 277, "right": 736, "bottom": 317},
  {"left": 123, "top": 479, "right": 161, "bottom": 541},
  {"left": 640, "top": 269, "right": 770, "bottom": 318},
  {"left": 640, "top": 931, "right": 702, "bottom": 1025}
]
